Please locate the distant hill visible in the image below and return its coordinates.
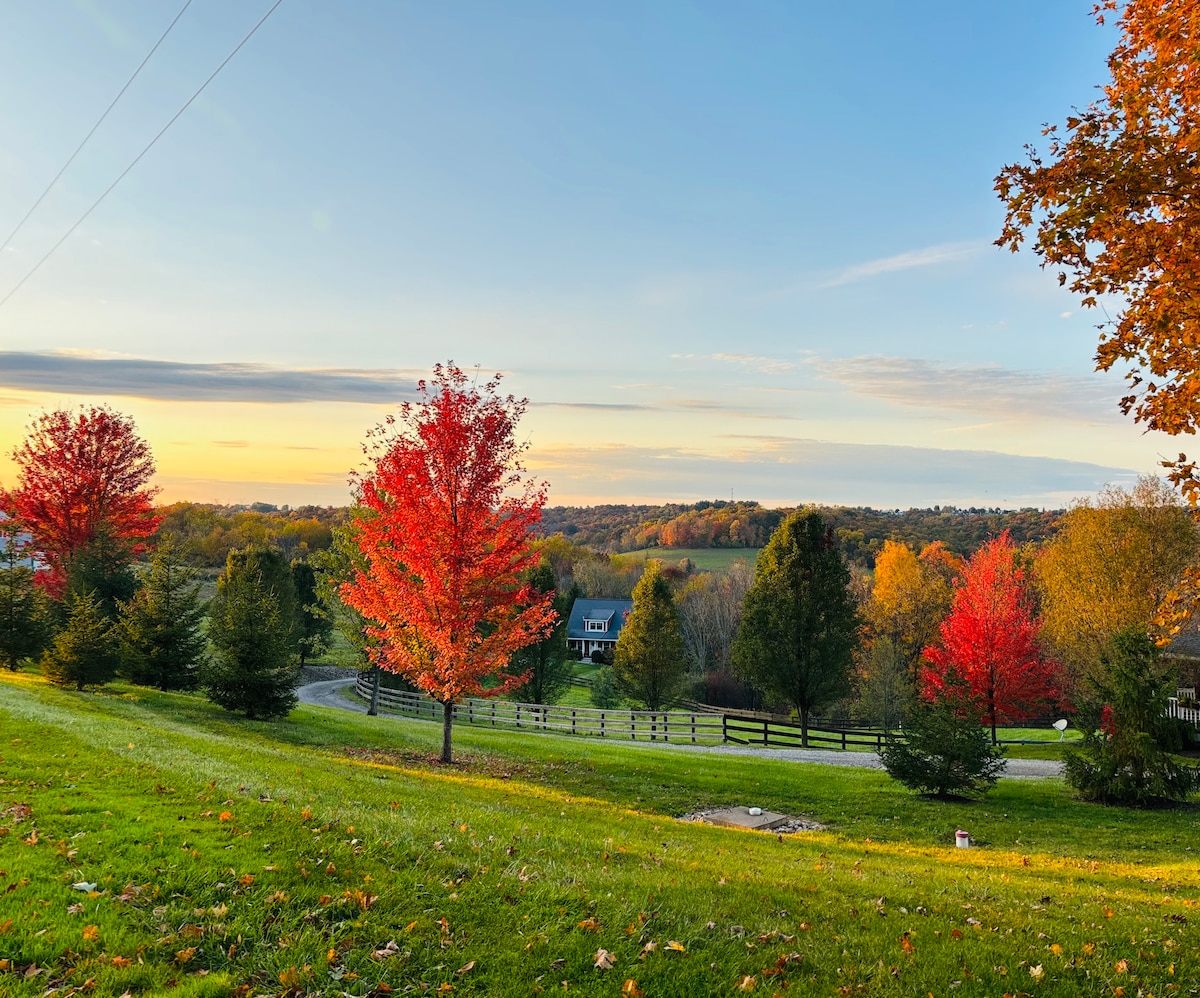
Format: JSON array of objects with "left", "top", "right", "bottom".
[{"left": 536, "top": 500, "right": 1061, "bottom": 569}]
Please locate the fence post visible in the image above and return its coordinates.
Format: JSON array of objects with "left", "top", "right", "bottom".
[
  {"left": 691, "top": 714, "right": 696, "bottom": 743},
  {"left": 664, "top": 713, "right": 669, "bottom": 743},
  {"left": 763, "top": 718, "right": 769, "bottom": 746},
  {"left": 469, "top": 701, "right": 474, "bottom": 725},
  {"left": 722, "top": 713, "right": 727, "bottom": 744},
  {"left": 841, "top": 729, "right": 846, "bottom": 751},
  {"left": 572, "top": 709, "right": 576, "bottom": 736},
  {"left": 631, "top": 711, "right": 636, "bottom": 741},
  {"left": 601, "top": 711, "right": 606, "bottom": 737},
  {"left": 516, "top": 704, "right": 521, "bottom": 728}
]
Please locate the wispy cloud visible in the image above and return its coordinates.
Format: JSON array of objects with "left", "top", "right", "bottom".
[
  {"left": 0, "top": 352, "right": 424, "bottom": 404},
  {"left": 809, "top": 355, "right": 1123, "bottom": 423},
  {"left": 710, "top": 352, "right": 799, "bottom": 375},
  {"left": 818, "top": 241, "right": 982, "bottom": 289},
  {"left": 532, "top": 438, "right": 1134, "bottom": 509}
]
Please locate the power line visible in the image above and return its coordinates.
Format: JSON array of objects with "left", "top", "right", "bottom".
[
  {"left": 0, "top": 0, "right": 195, "bottom": 255},
  {"left": 0, "top": 0, "right": 286, "bottom": 312}
]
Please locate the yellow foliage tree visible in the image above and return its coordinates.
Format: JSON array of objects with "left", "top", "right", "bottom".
[
  {"left": 863, "top": 540, "right": 961, "bottom": 680},
  {"left": 1037, "top": 477, "right": 1197, "bottom": 685}
]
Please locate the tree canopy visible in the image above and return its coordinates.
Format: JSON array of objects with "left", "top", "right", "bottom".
[
  {"left": 613, "top": 561, "right": 687, "bottom": 711},
  {"left": 7, "top": 406, "right": 158, "bottom": 596},
  {"left": 1037, "top": 477, "right": 1197, "bottom": 683},
  {"left": 341, "top": 363, "right": 555, "bottom": 762},
  {"left": 923, "top": 533, "right": 1060, "bottom": 743},
  {"left": 732, "top": 510, "right": 858, "bottom": 746}
]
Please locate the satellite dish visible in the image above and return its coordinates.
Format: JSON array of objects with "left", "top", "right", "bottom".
[{"left": 1053, "top": 718, "right": 1069, "bottom": 741}]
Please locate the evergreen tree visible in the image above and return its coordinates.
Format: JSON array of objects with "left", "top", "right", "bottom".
[
  {"left": 881, "top": 671, "right": 1007, "bottom": 799},
  {"left": 118, "top": 538, "right": 207, "bottom": 690},
  {"left": 203, "top": 561, "right": 297, "bottom": 719},
  {"left": 41, "top": 590, "right": 120, "bottom": 690},
  {"left": 291, "top": 558, "right": 333, "bottom": 666},
  {"left": 732, "top": 510, "right": 859, "bottom": 746},
  {"left": 1064, "top": 629, "right": 1199, "bottom": 807},
  {"left": 65, "top": 523, "right": 140, "bottom": 621},
  {"left": 221, "top": 546, "right": 300, "bottom": 659},
  {"left": 613, "top": 561, "right": 686, "bottom": 710},
  {"left": 506, "top": 566, "right": 575, "bottom": 705},
  {"left": 0, "top": 512, "right": 50, "bottom": 671}
]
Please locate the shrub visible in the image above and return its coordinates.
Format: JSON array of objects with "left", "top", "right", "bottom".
[
  {"left": 881, "top": 672, "right": 1006, "bottom": 799},
  {"left": 590, "top": 666, "right": 620, "bottom": 709},
  {"left": 1064, "top": 628, "right": 1199, "bottom": 806}
]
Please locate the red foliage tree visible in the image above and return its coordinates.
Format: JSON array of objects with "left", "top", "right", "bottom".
[
  {"left": 340, "top": 363, "right": 556, "bottom": 762},
  {"left": 922, "top": 532, "right": 1059, "bottom": 744},
  {"left": 8, "top": 406, "right": 159, "bottom": 596}
]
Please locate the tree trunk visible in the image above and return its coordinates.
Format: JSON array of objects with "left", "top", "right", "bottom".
[
  {"left": 800, "top": 704, "right": 810, "bottom": 748},
  {"left": 367, "top": 666, "right": 380, "bottom": 716},
  {"left": 988, "top": 672, "right": 997, "bottom": 745},
  {"left": 441, "top": 700, "right": 454, "bottom": 763}
]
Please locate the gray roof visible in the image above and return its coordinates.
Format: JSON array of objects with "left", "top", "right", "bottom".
[{"left": 567, "top": 598, "right": 633, "bottom": 642}]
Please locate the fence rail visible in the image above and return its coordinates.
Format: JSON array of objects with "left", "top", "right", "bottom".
[
  {"left": 354, "top": 676, "right": 723, "bottom": 742},
  {"left": 353, "top": 678, "right": 1170, "bottom": 750}
]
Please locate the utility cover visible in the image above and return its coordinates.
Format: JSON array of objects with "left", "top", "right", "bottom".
[{"left": 704, "top": 806, "right": 789, "bottom": 831}]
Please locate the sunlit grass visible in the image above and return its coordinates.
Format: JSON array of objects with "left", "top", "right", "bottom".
[{"left": 2, "top": 673, "right": 1198, "bottom": 996}]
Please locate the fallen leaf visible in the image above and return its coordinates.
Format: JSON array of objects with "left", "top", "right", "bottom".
[
  {"left": 82, "top": 924, "right": 100, "bottom": 942},
  {"left": 1115, "top": 959, "right": 1129, "bottom": 974},
  {"left": 109, "top": 955, "right": 132, "bottom": 968},
  {"left": 736, "top": 975, "right": 757, "bottom": 991},
  {"left": 638, "top": 941, "right": 657, "bottom": 960},
  {"left": 456, "top": 961, "right": 476, "bottom": 976},
  {"left": 578, "top": 918, "right": 600, "bottom": 932},
  {"left": 594, "top": 949, "right": 615, "bottom": 970},
  {"left": 175, "top": 947, "right": 196, "bottom": 965},
  {"left": 372, "top": 940, "right": 401, "bottom": 961},
  {"left": 665, "top": 940, "right": 686, "bottom": 953},
  {"left": 621, "top": 980, "right": 644, "bottom": 997},
  {"left": 219, "top": 812, "right": 233, "bottom": 822},
  {"left": 1029, "top": 964, "right": 1044, "bottom": 982}
]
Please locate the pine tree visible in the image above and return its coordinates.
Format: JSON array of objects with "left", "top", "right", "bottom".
[
  {"left": 1064, "top": 629, "right": 1199, "bottom": 806},
  {"left": 222, "top": 546, "right": 300, "bottom": 659},
  {"left": 118, "top": 538, "right": 208, "bottom": 690},
  {"left": 0, "top": 511, "right": 50, "bottom": 671},
  {"left": 203, "top": 560, "right": 297, "bottom": 719},
  {"left": 732, "top": 510, "right": 859, "bottom": 746},
  {"left": 41, "top": 590, "right": 120, "bottom": 690},
  {"left": 881, "top": 671, "right": 1007, "bottom": 799}
]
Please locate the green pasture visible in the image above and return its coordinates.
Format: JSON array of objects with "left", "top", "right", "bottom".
[
  {"left": 1, "top": 672, "right": 1198, "bottom": 996},
  {"left": 614, "top": 548, "right": 759, "bottom": 572}
]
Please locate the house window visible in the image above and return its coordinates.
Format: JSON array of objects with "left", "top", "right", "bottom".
[{"left": 585, "top": 619, "right": 606, "bottom": 632}]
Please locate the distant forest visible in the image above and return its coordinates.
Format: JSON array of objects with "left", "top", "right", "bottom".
[
  {"left": 537, "top": 500, "right": 1062, "bottom": 568},
  {"left": 155, "top": 498, "right": 1061, "bottom": 572}
]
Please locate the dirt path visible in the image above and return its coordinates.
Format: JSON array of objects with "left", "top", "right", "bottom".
[{"left": 294, "top": 678, "right": 1064, "bottom": 778}]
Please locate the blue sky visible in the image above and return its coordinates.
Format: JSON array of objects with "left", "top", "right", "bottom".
[{"left": 0, "top": 1, "right": 1163, "bottom": 508}]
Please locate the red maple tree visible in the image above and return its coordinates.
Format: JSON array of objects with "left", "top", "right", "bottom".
[
  {"left": 8, "top": 406, "right": 159, "bottom": 596},
  {"left": 340, "top": 363, "right": 556, "bottom": 762},
  {"left": 922, "top": 532, "right": 1059, "bottom": 743}
]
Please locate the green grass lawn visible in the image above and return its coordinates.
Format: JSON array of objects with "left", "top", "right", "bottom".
[
  {"left": 614, "top": 548, "right": 759, "bottom": 572},
  {"left": 2, "top": 671, "right": 1199, "bottom": 997}
]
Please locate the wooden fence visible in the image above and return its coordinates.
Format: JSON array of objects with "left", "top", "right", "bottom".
[
  {"left": 354, "top": 676, "right": 723, "bottom": 742},
  {"left": 351, "top": 677, "right": 905, "bottom": 748}
]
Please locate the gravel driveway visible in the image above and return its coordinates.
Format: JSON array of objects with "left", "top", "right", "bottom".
[{"left": 295, "top": 677, "right": 1064, "bottom": 779}]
